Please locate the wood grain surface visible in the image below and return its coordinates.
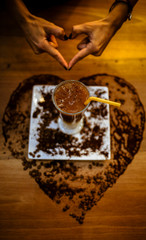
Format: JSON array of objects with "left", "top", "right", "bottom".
[{"left": 0, "top": 0, "right": 146, "bottom": 240}]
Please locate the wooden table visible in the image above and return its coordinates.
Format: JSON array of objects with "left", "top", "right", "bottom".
[{"left": 0, "top": 0, "right": 146, "bottom": 239}]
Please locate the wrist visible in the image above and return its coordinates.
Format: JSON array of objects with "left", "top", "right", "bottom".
[{"left": 106, "top": 3, "right": 129, "bottom": 30}]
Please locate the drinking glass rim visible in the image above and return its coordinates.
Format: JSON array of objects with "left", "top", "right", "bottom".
[{"left": 52, "top": 80, "right": 90, "bottom": 116}]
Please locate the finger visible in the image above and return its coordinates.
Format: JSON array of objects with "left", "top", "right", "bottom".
[
  {"left": 77, "top": 43, "right": 86, "bottom": 50},
  {"left": 25, "top": 35, "right": 43, "bottom": 54},
  {"left": 48, "top": 34, "right": 58, "bottom": 48},
  {"left": 70, "top": 24, "right": 87, "bottom": 39},
  {"left": 45, "top": 25, "right": 67, "bottom": 40},
  {"left": 77, "top": 37, "right": 90, "bottom": 50},
  {"left": 40, "top": 39, "right": 68, "bottom": 69},
  {"left": 68, "top": 47, "right": 91, "bottom": 69}
]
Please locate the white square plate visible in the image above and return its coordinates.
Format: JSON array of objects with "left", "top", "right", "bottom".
[{"left": 28, "top": 85, "right": 110, "bottom": 160}]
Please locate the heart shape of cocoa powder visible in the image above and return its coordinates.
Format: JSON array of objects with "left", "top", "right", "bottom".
[{"left": 2, "top": 74, "right": 145, "bottom": 224}]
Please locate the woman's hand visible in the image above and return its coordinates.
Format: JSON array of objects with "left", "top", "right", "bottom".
[
  {"left": 68, "top": 18, "right": 118, "bottom": 69},
  {"left": 21, "top": 15, "right": 68, "bottom": 69}
]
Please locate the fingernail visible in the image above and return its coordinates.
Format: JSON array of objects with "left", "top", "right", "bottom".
[
  {"left": 68, "top": 33, "right": 72, "bottom": 39},
  {"left": 64, "top": 35, "right": 68, "bottom": 40},
  {"left": 64, "top": 66, "right": 68, "bottom": 70},
  {"left": 68, "top": 67, "right": 71, "bottom": 71}
]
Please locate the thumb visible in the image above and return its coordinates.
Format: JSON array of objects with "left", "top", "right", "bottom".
[
  {"left": 45, "top": 24, "right": 66, "bottom": 40},
  {"left": 70, "top": 24, "right": 87, "bottom": 39}
]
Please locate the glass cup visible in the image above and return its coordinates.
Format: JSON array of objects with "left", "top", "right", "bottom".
[{"left": 52, "top": 80, "right": 90, "bottom": 135}]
